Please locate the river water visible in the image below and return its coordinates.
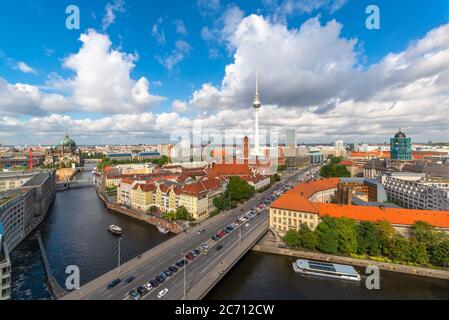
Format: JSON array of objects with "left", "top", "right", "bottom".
[{"left": 10, "top": 167, "right": 449, "bottom": 300}]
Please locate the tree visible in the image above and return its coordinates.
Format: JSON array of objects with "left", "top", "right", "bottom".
[
  {"left": 319, "top": 157, "right": 350, "bottom": 178},
  {"left": 175, "top": 206, "right": 190, "bottom": 221},
  {"left": 316, "top": 218, "right": 339, "bottom": 254},
  {"left": 226, "top": 176, "right": 255, "bottom": 202},
  {"left": 357, "top": 221, "right": 382, "bottom": 256},
  {"left": 213, "top": 193, "right": 231, "bottom": 211},
  {"left": 283, "top": 230, "right": 301, "bottom": 248},
  {"left": 297, "top": 224, "right": 318, "bottom": 250},
  {"left": 429, "top": 237, "right": 449, "bottom": 267},
  {"left": 411, "top": 221, "right": 439, "bottom": 249},
  {"left": 148, "top": 206, "right": 159, "bottom": 214},
  {"left": 270, "top": 174, "right": 281, "bottom": 184},
  {"left": 335, "top": 218, "right": 358, "bottom": 254},
  {"left": 376, "top": 220, "right": 396, "bottom": 255},
  {"left": 384, "top": 235, "right": 409, "bottom": 261},
  {"left": 408, "top": 238, "right": 429, "bottom": 265},
  {"left": 162, "top": 211, "right": 176, "bottom": 221}
]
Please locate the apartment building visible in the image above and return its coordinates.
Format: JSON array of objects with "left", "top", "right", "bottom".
[{"left": 0, "top": 224, "right": 11, "bottom": 300}]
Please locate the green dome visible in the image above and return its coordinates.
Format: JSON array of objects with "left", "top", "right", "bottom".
[{"left": 59, "top": 133, "right": 77, "bottom": 147}]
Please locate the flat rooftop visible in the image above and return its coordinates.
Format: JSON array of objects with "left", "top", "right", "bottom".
[{"left": 22, "top": 172, "right": 51, "bottom": 187}]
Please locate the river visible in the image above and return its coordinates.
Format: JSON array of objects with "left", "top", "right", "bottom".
[{"left": 10, "top": 167, "right": 449, "bottom": 300}]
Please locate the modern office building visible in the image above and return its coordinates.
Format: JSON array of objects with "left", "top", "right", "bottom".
[{"left": 390, "top": 130, "right": 412, "bottom": 161}]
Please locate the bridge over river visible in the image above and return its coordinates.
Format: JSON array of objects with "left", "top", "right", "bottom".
[{"left": 62, "top": 169, "right": 305, "bottom": 300}]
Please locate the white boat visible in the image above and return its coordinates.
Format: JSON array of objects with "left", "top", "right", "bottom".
[
  {"left": 157, "top": 226, "right": 170, "bottom": 234},
  {"left": 292, "top": 259, "right": 361, "bottom": 281},
  {"left": 108, "top": 225, "right": 123, "bottom": 235}
]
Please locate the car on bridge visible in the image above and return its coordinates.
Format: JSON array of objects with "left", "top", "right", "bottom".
[
  {"left": 123, "top": 276, "right": 135, "bottom": 285},
  {"left": 216, "top": 245, "right": 224, "bottom": 251},
  {"left": 107, "top": 278, "right": 121, "bottom": 289}
]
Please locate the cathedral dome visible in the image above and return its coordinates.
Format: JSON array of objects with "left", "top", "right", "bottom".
[{"left": 59, "top": 134, "right": 77, "bottom": 148}]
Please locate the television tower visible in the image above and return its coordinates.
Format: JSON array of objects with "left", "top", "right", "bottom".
[{"left": 253, "top": 67, "right": 261, "bottom": 157}]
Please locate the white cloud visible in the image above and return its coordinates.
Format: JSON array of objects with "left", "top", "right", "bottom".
[
  {"left": 172, "top": 100, "right": 187, "bottom": 113},
  {"left": 102, "top": 0, "right": 126, "bottom": 31},
  {"left": 173, "top": 19, "right": 188, "bottom": 36},
  {"left": 0, "top": 29, "right": 165, "bottom": 116},
  {"left": 14, "top": 61, "right": 38, "bottom": 75},
  {"left": 197, "top": 0, "right": 221, "bottom": 17},
  {"left": 62, "top": 29, "right": 165, "bottom": 113},
  {"left": 188, "top": 15, "right": 449, "bottom": 142},
  {"left": 151, "top": 18, "right": 166, "bottom": 45},
  {"left": 157, "top": 40, "right": 192, "bottom": 71}
]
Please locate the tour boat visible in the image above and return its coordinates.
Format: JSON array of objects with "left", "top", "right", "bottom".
[
  {"left": 108, "top": 225, "right": 123, "bottom": 235},
  {"left": 292, "top": 259, "right": 361, "bottom": 281},
  {"left": 157, "top": 226, "right": 170, "bottom": 234}
]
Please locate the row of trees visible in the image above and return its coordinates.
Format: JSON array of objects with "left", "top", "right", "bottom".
[
  {"left": 283, "top": 217, "right": 449, "bottom": 268},
  {"left": 213, "top": 176, "right": 256, "bottom": 212},
  {"left": 319, "top": 156, "right": 351, "bottom": 178},
  {"left": 162, "top": 206, "right": 191, "bottom": 222},
  {"left": 97, "top": 155, "right": 170, "bottom": 172}
]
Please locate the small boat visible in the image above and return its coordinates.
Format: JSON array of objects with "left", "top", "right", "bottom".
[
  {"left": 292, "top": 259, "right": 361, "bottom": 281},
  {"left": 157, "top": 226, "right": 170, "bottom": 234},
  {"left": 108, "top": 225, "right": 123, "bottom": 235}
]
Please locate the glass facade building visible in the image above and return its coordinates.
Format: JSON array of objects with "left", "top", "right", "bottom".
[{"left": 390, "top": 130, "right": 412, "bottom": 161}]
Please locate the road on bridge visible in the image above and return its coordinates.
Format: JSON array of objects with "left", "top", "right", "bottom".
[{"left": 63, "top": 166, "right": 315, "bottom": 300}]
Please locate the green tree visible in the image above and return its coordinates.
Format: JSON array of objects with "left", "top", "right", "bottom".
[
  {"left": 297, "top": 224, "right": 318, "bottom": 250},
  {"left": 226, "top": 176, "right": 255, "bottom": 202},
  {"left": 376, "top": 220, "right": 396, "bottom": 255},
  {"left": 148, "top": 206, "right": 159, "bottom": 214},
  {"left": 162, "top": 211, "right": 176, "bottom": 221},
  {"left": 335, "top": 218, "right": 358, "bottom": 254},
  {"left": 319, "top": 157, "right": 350, "bottom": 178},
  {"left": 410, "top": 221, "right": 439, "bottom": 249},
  {"left": 175, "top": 206, "right": 190, "bottom": 221},
  {"left": 357, "top": 221, "right": 382, "bottom": 256},
  {"left": 270, "top": 174, "right": 281, "bottom": 184},
  {"left": 213, "top": 193, "right": 231, "bottom": 211},
  {"left": 384, "top": 235, "right": 410, "bottom": 261},
  {"left": 283, "top": 230, "right": 301, "bottom": 248},
  {"left": 408, "top": 238, "right": 429, "bottom": 265},
  {"left": 316, "top": 218, "right": 339, "bottom": 254},
  {"left": 429, "top": 237, "right": 449, "bottom": 267}
]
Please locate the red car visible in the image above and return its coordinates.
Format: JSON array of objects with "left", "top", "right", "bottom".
[
  {"left": 217, "top": 230, "right": 226, "bottom": 238},
  {"left": 185, "top": 253, "right": 195, "bottom": 261}
]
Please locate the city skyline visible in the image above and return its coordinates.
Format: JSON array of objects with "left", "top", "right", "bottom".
[{"left": 0, "top": 1, "right": 448, "bottom": 145}]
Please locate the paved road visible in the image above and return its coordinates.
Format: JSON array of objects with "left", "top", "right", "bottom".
[{"left": 64, "top": 165, "right": 318, "bottom": 300}]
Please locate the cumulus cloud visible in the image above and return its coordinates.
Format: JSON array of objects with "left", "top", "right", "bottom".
[
  {"left": 172, "top": 100, "right": 188, "bottom": 113},
  {"left": 14, "top": 61, "right": 38, "bottom": 75},
  {"left": 188, "top": 15, "right": 449, "bottom": 142},
  {"left": 0, "top": 29, "right": 165, "bottom": 116},
  {"left": 102, "top": 0, "right": 126, "bottom": 31},
  {"left": 59, "top": 29, "right": 165, "bottom": 113}
]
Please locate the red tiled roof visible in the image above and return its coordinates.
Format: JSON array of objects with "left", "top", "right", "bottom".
[
  {"left": 208, "top": 163, "right": 252, "bottom": 177},
  {"left": 318, "top": 203, "right": 449, "bottom": 229}
]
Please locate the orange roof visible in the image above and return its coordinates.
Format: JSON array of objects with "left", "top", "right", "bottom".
[
  {"left": 208, "top": 163, "right": 252, "bottom": 177},
  {"left": 270, "top": 178, "right": 340, "bottom": 214},
  {"left": 133, "top": 183, "right": 156, "bottom": 192},
  {"left": 339, "top": 160, "right": 355, "bottom": 166},
  {"left": 318, "top": 203, "right": 449, "bottom": 229}
]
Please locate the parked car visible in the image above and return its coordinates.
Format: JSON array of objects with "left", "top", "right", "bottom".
[
  {"left": 186, "top": 253, "right": 195, "bottom": 261},
  {"left": 163, "top": 269, "right": 173, "bottom": 277},
  {"left": 175, "top": 260, "right": 184, "bottom": 268},
  {"left": 107, "top": 279, "right": 121, "bottom": 289},
  {"left": 150, "top": 279, "right": 159, "bottom": 288},
  {"left": 197, "top": 229, "right": 206, "bottom": 235},
  {"left": 211, "top": 235, "right": 219, "bottom": 241},
  {"left": 168, "top": 266, "right": 178, "bottom": 273},
  {"left": 193, "top": 249, "right": 201, "bottom": 256},
  {"left": 202, "top": 242, "right": 209, "bottom": 249},
  {"left": 157, "top": 288, "right": 169, "bottom": 299},
  {"left": 129, "top": 289, "right": 141, "bottom": 300},
  {"left": 216, "top": 245, "right": 224, "bottom": 251},
  {"left": 144, "top": 282, "right": 152, "bottom": 291}
]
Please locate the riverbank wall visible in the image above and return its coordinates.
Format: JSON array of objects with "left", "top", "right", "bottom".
[
  {"left": 252, "top": 244, "right": 449, "bottom": 280},
  {"left": 94, "top": 184, "right": 183, "bottom": 234}
]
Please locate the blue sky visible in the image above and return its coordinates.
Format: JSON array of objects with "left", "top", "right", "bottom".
[{"left": 0, "top": 0, "right": 448, "bottom": 145}]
